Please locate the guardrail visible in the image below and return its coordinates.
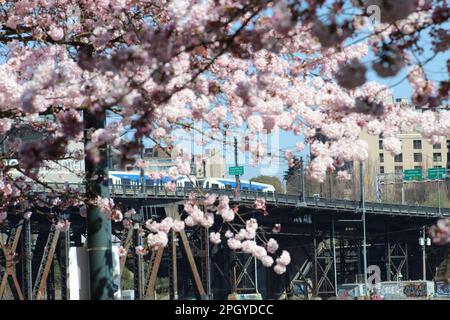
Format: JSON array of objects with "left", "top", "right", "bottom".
[{"left": 29, "top": 182, "right": 450, "bottom": 217}]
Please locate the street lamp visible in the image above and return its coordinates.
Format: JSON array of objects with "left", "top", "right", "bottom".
[
  {"left": 360, "top": 162, "right": 369, "bottom": 296},
  {"left": 419, "top": 226, "right": 431, "bottom": 281}
]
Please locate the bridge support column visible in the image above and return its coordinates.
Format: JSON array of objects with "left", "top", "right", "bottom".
[
  {"left": 84, "top": 105, "right": 113, "bottom": 300},
  {"left": 313, "top": 223, "right": 318, "bottom": 298},
  {"left": 59, "top": 229, "right": 70, "bottom": 300},
  {"left": 23, "top": 217, "right": 33, "bottom": 300},
  {"left": 133, "top": 230, "right": 145, "bottom": 300},
  {"left": 168, "top": 231, "right": 178, "bottom": 300}
]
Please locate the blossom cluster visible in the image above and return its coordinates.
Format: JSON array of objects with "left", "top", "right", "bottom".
[
  {"left": 144, "top": 217, "right": 185, "bottom": 252},
  {"left": 429, "top": 219, "right": 450, "bottom": 245}
]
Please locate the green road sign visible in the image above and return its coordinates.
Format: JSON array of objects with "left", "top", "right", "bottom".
[
  {"left": 404, "top": 169, "right": 423, "bottom": 181},
  {"left": 428, "top": 167, "right": 446, "bottom": 180},
  {"left": 229, "top": 166, "right": 244, "bottom": 175}
]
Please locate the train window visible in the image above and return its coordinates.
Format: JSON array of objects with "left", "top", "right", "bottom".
[
  {"left": 225, "top": 185, "right": 232, "bottom": 190},
  {"left": 211, "top": 183, "right": 219, "bottom": 189},
  {"left": 108, "top": 178, "right": 113, "bottom": 185},
  {"left": 122, "top": 178, "right": 131, "bottom": 185},
  {"left": 185, "top": 182, "right": 193, "bottom": 188},
  {"left": 242, "top": 187, "right": 249, "bottom": 190},
  {"left": 205, "top": 182, "right": 210, "bottom": 188}
]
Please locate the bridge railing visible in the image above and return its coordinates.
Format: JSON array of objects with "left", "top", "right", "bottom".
[{"left": 29, "top": 182, "right": 449, "bottom": 217}]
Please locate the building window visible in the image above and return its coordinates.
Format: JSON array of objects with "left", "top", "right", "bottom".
[
  {"left": 434, "top": 165, "right": 442, "bottom": 168},
  {"left": 433, "top": 153, "right": 442, "bottom": 162},
  {"left": 433, "top": 143, "right": 441, "bottom": 149},
  {"left": 394, "top": 166, "right": 403, "bottom": 173},
  {"left": 413, "top": 153, "right": 422, "bottom": 162},
  {"left": 379, "top": 153, "right": 384, "bottom": 163},
  {"left": 413, "top": 140, "right": 422, "bottom": 149},
  {"left": 414, "top": 166, "right": 422, "bottom": 170},
  {"left": 394, "top": 153, "right": 403, "bottom": 162},
  {"left": 379, "top": 166, "right": 384, "bottom": 174},
  {"left": 379, "top": 140, "right": 383, "bottom": 150}
]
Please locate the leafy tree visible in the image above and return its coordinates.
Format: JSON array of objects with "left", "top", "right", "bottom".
[
  {"left": 250, "top": 175, "right": 284, "bottom": 193},
  {"left": 283, "top": 158, "right": 302, "bottom": 194}
]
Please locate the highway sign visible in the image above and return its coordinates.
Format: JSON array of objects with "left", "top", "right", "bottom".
[
  {"left": 229, "top": 166, "right": 244, "bottom": 175},
  {"left": 404, "top": 169, "right": 422, "bottom": 181},
  {"left": 428, "top": 167, "right": 446, "bottom": 180}
]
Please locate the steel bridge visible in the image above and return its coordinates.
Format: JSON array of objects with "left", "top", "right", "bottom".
[{"left": 0, "top": 182, "right": 448, "bottom": 300}]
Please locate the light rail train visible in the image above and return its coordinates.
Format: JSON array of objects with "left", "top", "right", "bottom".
[{"left": 108, "top": 171, "right": 275, "bottom": 193}]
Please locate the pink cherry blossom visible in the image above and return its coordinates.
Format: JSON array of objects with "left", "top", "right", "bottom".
[
  {"left": 111, "top": 209, "right": 123, "bottom": 222},
  {"left": 383, "top": 137, "right": 402, "bottom": 155},
  {"left": 273, "top": 264, "right": 287, "bottom": 275},
  {"left": 145, "top": 220, "right": 160, "bottom": 233},
  {"left": 48, "top": 25, "right": 64, "bottom": 41},
  {"left": 124, "top": 209, "right": 136, "bottom": 218},
  {"left": 184, "top": 216, "right": 195, "bottom": 227},
  {"left": 337, "top": 170, "right": 352, "bottom": 181},
  {"left": 225, "top": 230, "right": 234, "bottom": 238},
  {"left": 118, "top": 246, "right": 128, "bottom": 257},
  {"left": 266, "top": 238, "right": 279, "bottom": 254},
  {"left": 227, "top": 238, "right": 242, "bottom": 250},
  {"left": 429, "top": 219, "right": 450, "bottom": 245},
  {"left": 241, "top": 240, "right": 257, "bottom": 254},
  {"left": 209, "top": 232, "right": 221, "bottom": 244},
  {"left": 273, "top": 224, "right": 281, "bottom": 233},
  {"left": 172, "top": 220, "right": 185, "bottom": 233},
  {"left": 55, "top": 220, "right": 71, "bottom": 232},
  {"left": 254, "top": 198, "right": 267, "bottom": 213},
  {"left": 135, "top": 246, "right": 149, "bottom": 256},
  {"left": 253, "top": 246, "right": 268, "bottom": 260},
  {"left": 147, "top": 232, "right": 169, "bottom": 250},
  {"left": 276, "top": 250, "right": 291, "bottom": 266},
  {"left": 261, "top": 256, "right": 274, "bottom": 267},
  {"left": 204, "top": 194, "right": 218, "bottom": 207},
  {"left": 122, "top": 219, "right": 133, "bottom": 229},
  {"left": 165, "top": 181, "right": 176, "bottom": 192}
]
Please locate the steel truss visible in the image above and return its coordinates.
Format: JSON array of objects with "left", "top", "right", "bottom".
[
  {"left": 0, "top": 221, "right": 24, "bottom": 300},
  {"left": 386, "top": 242, "right": 409, "bottom": 281}
]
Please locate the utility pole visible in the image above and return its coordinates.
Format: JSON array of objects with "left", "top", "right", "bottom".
[
  {"left": 84, "top": 109, "right": 114, "bottom": 300},
  {"left": 422, "top": 226, "right": 426, "bottom": 281},
  {"left": 202, "top": 159, "right": 206, "bottom": 178},
  {"left": 300, "top": 157, "right": 306, "bottom": 204},
  {"left": 206, "top": 227, "right": 212, "bottom": 299},
  {"left": 234, "top": 137, "right": 240, "bottom": 195},
  {"left": 360, "top": 162, "right": 368, "bottom": 296},
  {"left": 420, "top": 226, "right": 431, "bottom": 281},
  {"left": 140, "top": 138, "right": 145, "bottom": 194},
  {"left": 401, "top": 183, "right": 405, "bottom": 205},
  {"left": 438, "top": 179, "right": 442, "bottom": 215}
]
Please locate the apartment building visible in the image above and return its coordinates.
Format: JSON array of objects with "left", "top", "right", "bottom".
[{"left": 360, "top": 130, "right": 450, "bottom": 176}]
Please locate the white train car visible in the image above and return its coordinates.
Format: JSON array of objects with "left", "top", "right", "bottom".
[{"left": 108, "top": 171, "right": 276, "bottom": 193}]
